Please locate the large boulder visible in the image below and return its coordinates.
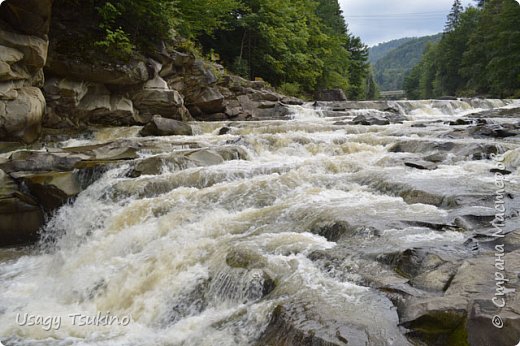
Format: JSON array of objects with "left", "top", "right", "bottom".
[
  {"left": 0, "top": 169, "right": 44, "bottom": 246},
  {"left": 140, "top": 115, "right": 193, "bottom": 137},
  {"left": 400, "top": 253, "right": 520, "bottom": 346},
  {"left": 132, "top": 77, "right": 189, "bottom": 121},
  {"left": 186, "top": 87, "right": 226, "bottom": 116},
  {"left": 76, "top": 84, "right": 135, "bottom": 126},
  {"left": 0, "top": 87, "right": 45, "bottom": 143},
  {"left": 0, "top": 28, "right": 48, "bottom": 70},
  {"left": 11, "top": 171, "right": 81, "bottom": 211},
  {"left": 44, "top": 78, "right": 137, "bottom": 127}
]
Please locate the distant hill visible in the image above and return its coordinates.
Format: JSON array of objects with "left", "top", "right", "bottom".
[
  {"left": 370, "top": 34, "right": 442, "bottom": 91},
  {"left": 368, "top": 37, "right": 415, "bottom": 64}
]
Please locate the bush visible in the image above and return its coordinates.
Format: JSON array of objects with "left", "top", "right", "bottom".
[
  {"left": 95, "top": 28, "right": 135, "bottom": 62},
  {"left": 231, "top": 57, "right": 249, "bottom": 79},
  {"left": 278, "top": 83, "right": 303, "bottom": 98}
]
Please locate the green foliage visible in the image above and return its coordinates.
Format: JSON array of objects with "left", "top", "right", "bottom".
[
  {"left": 372, "top": 34, "right": 442, "bottom": 91},
  {"left": 198, "top": 0, "right": 371, "bottom": 99},
  {"left": 445, "top": 0, "right": 464, "bottom": 32},
  {"left": 175, "top": 0, "right": 243, "bottom": 38},
  {"left": 94, "top": 27, "right": 135, "bottom": 61},
  {"left": 231, "top": 57, "right": 250, "bottom": 79},
  {"left": 278, "top": 82, "right": 303, "bottom": 98},
  {"left": 52, "top": 0, "right": 372, "bottom": 99},
  {"left": 369, "top": 37, "right": 416, "bottom": 64},
  {"left": 406, "top": 0, "right": 520, "bottom": 99},
  {"left": 96, "top": 0, "right": 177, "bottom": 51}
]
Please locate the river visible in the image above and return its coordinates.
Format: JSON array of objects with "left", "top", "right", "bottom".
[{"left": 1, "top": 99, "right": 520, "bottom": 345}]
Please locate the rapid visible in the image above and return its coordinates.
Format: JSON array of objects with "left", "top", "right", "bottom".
[{"left": 1, "top": 98, "right": 520, "bottom": 345}]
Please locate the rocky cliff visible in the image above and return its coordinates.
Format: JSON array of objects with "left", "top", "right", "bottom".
[
  {"left": 0, "top": 0, "right": 51, "bottom": 144},
  {"left": 0, "top": 0, "right": 302, "bottom": 144}
]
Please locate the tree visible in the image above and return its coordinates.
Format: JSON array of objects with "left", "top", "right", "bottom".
[
  {"left": 198, "top": 0, "right": 371, "bottom": 99},
  {"left": 346, "top": 35, "right": 369, "bottom": 99},
  {"left": 407, "top": 0, "right": 520, "bottom": 98},
  {"left": 445, "top": 0, "right": 464, "bottom": 32},
  {"left": 175, "top": 0, "right": 242, "bottom": 38}
]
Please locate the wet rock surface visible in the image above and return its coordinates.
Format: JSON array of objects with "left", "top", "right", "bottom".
[
  {"left": 0, "top": 169, "right": 44, "bottom": 246},
  {"left": 139, "top": 115, "right": 193, "bottom": 137}
]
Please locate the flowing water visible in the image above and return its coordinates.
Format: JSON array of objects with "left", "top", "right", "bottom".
[{"left": 1, "top": 99, "right": 520, "bottom": 345}]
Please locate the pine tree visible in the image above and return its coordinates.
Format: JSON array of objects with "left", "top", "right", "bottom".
[{"left": 445, "top": 0, "right": 464, "bottom": 32}]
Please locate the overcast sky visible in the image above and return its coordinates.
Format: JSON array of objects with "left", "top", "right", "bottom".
[{"left": 339, "top": 0, "right": 474, "bottom": 46}]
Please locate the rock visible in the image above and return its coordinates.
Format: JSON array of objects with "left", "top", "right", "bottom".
[
  {"left": 468, "top": 123, "right": 518, "bottom": 138},
  {"left": 139, "top": 115, "right": 193, "bottom": 137},
  {"left": 128, "top": 146, "right": 246, "bottom": 178},
  {"left": 0, "top": 45, "right": 24, "bottom": 65},
  {"left": 352, "top": 114, "right": 390, "bottom": 126},
  {"left": 11, "top": 171, "right": 81, "bottom": 211},
  {"left": 77, "top": 84, "right": 135, "bottom": 126},
  {"left": 316, "top": 89, "right": 347, "bottom": 102},
  {"left": 404, "top": 160, "right": 438, "bottom": 170},
  {"left": 257, "top": 101, "right": 277, "bottom": 109},
  {"left": 129, "top": 155, "right": 191, "bottom": 177},
  {"left": 43, "top": 78, "right": 137, "bottom": 127},
  {"left": 258, "top": 304, "right": 350, "bottom": 346},
  {"left": 310, "top": 221, "right": 354, "bottom": 242},
  {"left": 401, "top": 307, "right": 469, "bottom": 346},
  {"left": 449, "top": 119, "right": 473, "bottom": 126},
  {"left": 213, "top": 146, "right": 249, "bottom": 161},
  {"left": 468, "top": 107, "right": 520, "bottom": 119},
  {"left": 187, "top": 87, "right": 225, "bottom": 115},
  {"left": 132, "top": 78, "right": 189, "bottom": 121},
  {"left": 218, "top": 126, "right": 231, "bottom": 135},
  {"left": 490, "top": 168, "right": 512, "bottom": 175},
  {"left": 250, "top": 91, "right": 280, "bottom": 102},
  {"left": 226, "top": 247, "right": 267, "bottom": 269},
  {"left": 158, "top": 50, "right": 196, "bottom": 77},
  {"left": 379, "top": 248, "right": 446, "bottom": 279},
  {"left": 0, "top": 150, "right": 82, "bottom": 173},
  {"left": 254, "top": 103, "right": 291, "bottom": 119},
  {"left": 0, "top": 169, "right": 44, "bottom": 246},
  {"left": 0, "top": 28, "right": 48, "bottom": 69},
  {"left": 209, "top": 267, "right": 275, "bottom": 304},
  {"left": 0, "top": 87, "right": 45, "bottom": 143},
  {"left": 187, "top": 149, "right": 224, "bottom": 166},
  {"left": 400, "top": 252, "right": 520, "bottom": 346},
  {"left": 64, "top": 141, "right": 139, "bottom": 162},
  {"left": 281, "top": 96, "right": 304, "bottom": 105},
  {"left": 45, "top": 58, "right": 150, "bottom": 86}
]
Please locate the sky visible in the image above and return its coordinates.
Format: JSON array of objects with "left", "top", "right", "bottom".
[{"left": 339, "top": 0, "right": 474, "bottom": 46}]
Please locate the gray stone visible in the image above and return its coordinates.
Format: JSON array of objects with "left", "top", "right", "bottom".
[
  {"left": 11, "top": 171, "right": 81, "bottom": 211},
  {"left": 0, "top": 29, "right": 48, "bottom": 69},
  {"left": 139, "top": 115, "right": 193, "bottom": 137},
  {"left": 0, "top": 87, "right": 45, "bottom": 143},
  {"left": 187, "top": 87, "right": 225, "bottom": 115},
  {"left": 0, "top": 169, "right": 44, "bottom": 246}
]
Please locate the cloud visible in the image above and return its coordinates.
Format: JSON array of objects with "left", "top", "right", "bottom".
[{"left": 339, "top": 0, "right": 474, "bottom": 46}]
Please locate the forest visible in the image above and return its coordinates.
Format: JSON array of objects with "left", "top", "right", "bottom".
[
  {"left": 370, "top": 34, "right": 442, "bottom": 91},
  {"left": 56, "top": 0, "right": 376, "bottom": 100},
  {"left": 404, "top": 0, "right": 520, "bottom": 99}
]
